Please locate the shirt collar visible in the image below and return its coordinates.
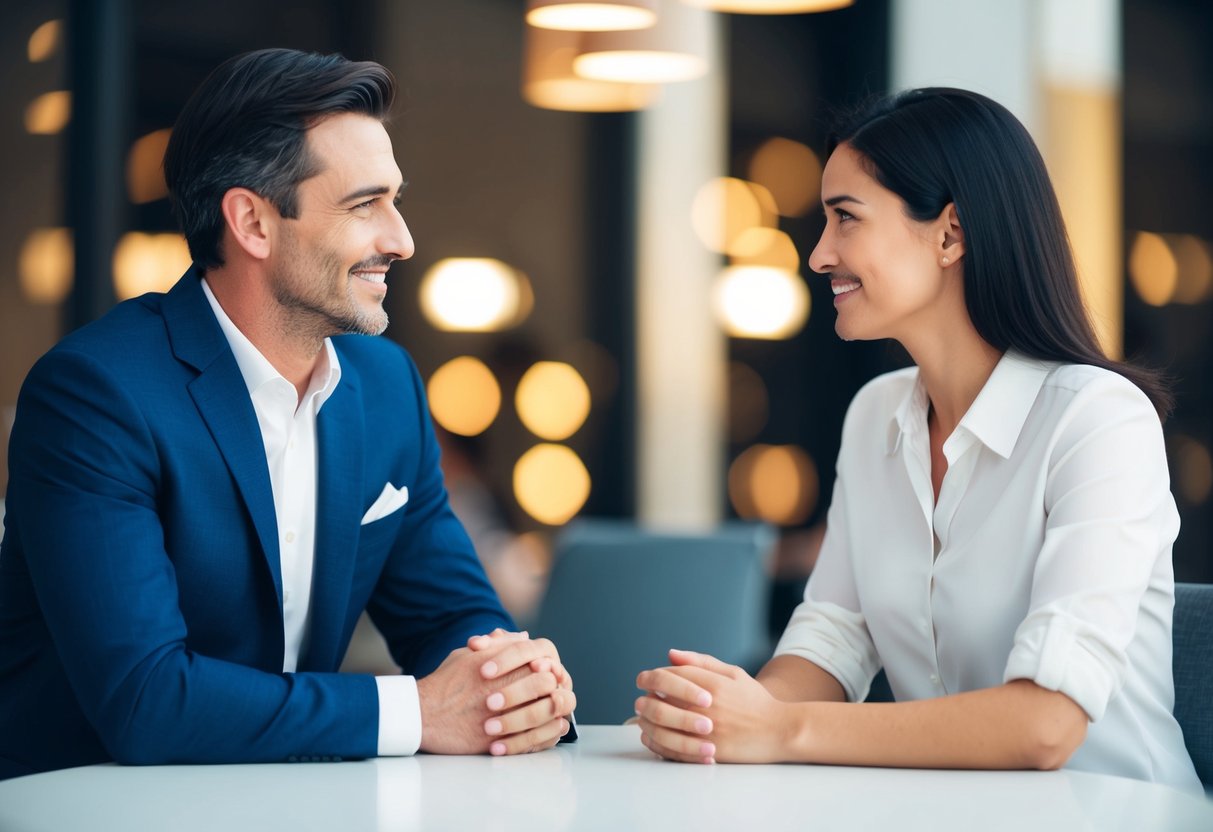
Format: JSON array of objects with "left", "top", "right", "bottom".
[
  {"left": 887, "top": 351, "right": 1055, "bottom": 460},
  {"left": 200, "top": 277, "right": 342, "bottom": 411}
]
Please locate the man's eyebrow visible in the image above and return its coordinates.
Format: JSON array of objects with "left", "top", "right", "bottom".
[
  {"left": 823, "top": 194, "right": 865, "bottom": 207},
  {"left": 339, "top": 183, "right": 407, "bottom": 204}
]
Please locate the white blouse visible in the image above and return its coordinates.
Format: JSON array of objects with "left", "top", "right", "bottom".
[{"left": 774, "top": 351, "right": 1201, "bottom": 792}]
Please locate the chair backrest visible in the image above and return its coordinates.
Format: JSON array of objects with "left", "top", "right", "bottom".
[
  {"left": 1173, "top": 581, "right": 1213, "bottom": 789},
  {"left": 535, "top": 519, "right": 775, "bottom": 724}
]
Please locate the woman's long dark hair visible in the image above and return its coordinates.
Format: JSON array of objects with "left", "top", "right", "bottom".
[{"left": 829, "top": 87, "right": 1172, "bottom": 420}]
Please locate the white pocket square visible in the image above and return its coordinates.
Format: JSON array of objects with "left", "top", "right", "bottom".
[{"left": 361, "top": 483, "right": 409, "bottom": 525}]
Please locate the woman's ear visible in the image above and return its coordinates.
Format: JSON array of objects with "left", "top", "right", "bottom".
[
  {"left": 940, "top": 202, "right": 965, "bottom": 266},
  {"left": 219, "top": 187, "right": 274, "bottom": 262}
]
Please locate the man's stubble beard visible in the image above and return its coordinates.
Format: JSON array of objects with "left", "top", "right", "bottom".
[{"left": 272, "top": 228, "right": 390, "bottom": 342}]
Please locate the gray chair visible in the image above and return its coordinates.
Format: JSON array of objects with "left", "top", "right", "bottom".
[
  {"left": 535, "top": 519, "right": 775, "bottom": 724},
  {"left": 1173, "top": 581, "right": 1213, "bottom": 790}
]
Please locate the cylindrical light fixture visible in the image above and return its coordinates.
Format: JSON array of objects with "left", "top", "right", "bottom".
[
  {"left": 527, "top": 0, "right": 657, "bottom": 31},
  {"left": 680, "top": 0, "right": 853, "bottom": 12},
  {"left": 523, "top": 24, "right": 659, "bottom": 112},
  {"left": 574, "top": 0, "right": 710, "bottom": 84}
]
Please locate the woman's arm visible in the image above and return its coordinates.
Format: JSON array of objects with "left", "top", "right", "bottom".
[
  {"left": 635, "top": 651, "right": 1087, "bottom": 770},
  {"left": 755, "top": 654, "right": 847, "bottom": 703}
]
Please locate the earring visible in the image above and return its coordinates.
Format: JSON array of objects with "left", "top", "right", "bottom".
[{"left": 941, "top": 256, "right": 950, "bottom": 265}]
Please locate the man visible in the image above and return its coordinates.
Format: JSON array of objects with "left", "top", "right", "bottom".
[{"left": 0, "top": 48, "right": 574, "bottom": 780}]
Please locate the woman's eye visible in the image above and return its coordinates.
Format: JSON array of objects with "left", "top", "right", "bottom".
[{"left": 835, "top": 209, "right": 854, "bottom": 222}]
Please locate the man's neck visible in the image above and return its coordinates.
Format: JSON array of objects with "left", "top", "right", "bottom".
[{"left": 204, "top": 267, "right": 325, "bottom": 400}]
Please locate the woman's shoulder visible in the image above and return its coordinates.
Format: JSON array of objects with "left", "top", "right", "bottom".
[{"left": 1040, "top": 361, "right": 1155, "bottom": 413}]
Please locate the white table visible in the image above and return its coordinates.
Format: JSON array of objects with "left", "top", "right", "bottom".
[{"left": 1, "top": 726, "right": 1209, "bottom": 831}]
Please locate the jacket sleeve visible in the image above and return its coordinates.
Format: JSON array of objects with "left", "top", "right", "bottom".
[{"left": 8, "top": 347, "right": 380, "bottom": 765}]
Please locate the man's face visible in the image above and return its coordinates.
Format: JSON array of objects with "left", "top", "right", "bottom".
[{"left": 269, "top": 113, "right": 413, "bottom": 339}]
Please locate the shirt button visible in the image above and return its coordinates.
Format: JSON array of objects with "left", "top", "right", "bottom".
[
  {"left": 284, "top": 590, "right": 292, "bottom": 603},
  {"left": 285, "top": 531, "right": 296, "bottom": 544},
  {"left": 288, "top": 438, "right": 296, "bottom": 451},
  {"left": 929, "top": 674, "right": 940, "bottom": 684}
]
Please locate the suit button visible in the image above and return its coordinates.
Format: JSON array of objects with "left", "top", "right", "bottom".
[{"left": 288, "top": 756, "right": 298, "bottom": 763}]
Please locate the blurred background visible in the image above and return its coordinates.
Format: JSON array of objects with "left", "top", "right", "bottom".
[{"left": 1, "top": 0, "right": 1210, "bottom": 653}]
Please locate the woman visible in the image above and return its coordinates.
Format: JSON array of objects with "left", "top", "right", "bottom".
[{"left": 635, "top": 88, "right": 1201, "bottom": 792}]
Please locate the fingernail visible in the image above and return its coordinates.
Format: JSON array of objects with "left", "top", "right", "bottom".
[
  {"left": 655, "top": 691, "right": 667, "bottom": 700},
  {"left": 487, "top": 692, "right": 505, "bottom": 710},
  {"left": 697, "top": 692, "right": 712, "bottom": 707},
  {"left": 485, "top": 719, "right": 503, "bottom": 736},
  {"left": 560, "top": 719, "right": 570, "bottom": 736},
  {"left": 482, "top": 661, "right": 498, "bottom": 678},
  {"left": 700, "top": 742, "right": 716, "bottom": 757},
  {"left": 490, "top": 742, "right": 506, "bottom": 756},
  {"left": 694, "top": 717, "right": 712, "bottom": 734},
  {"left": 703, "top": 756, "right": 716, "bottom": 765},
  {"left": 521, "top": 631, "right": 530, "bottom": 638},
  {"left": 538, "top": 659, "right": 552, "bottom": 672}
]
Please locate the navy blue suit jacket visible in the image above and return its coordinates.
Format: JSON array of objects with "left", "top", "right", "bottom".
[{"left": 0, "top": 269, "right": 514, "bottom": 779}]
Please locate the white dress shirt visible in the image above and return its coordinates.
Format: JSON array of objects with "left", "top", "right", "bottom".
[
  {"left": 775, "top": 350, "right": 1201, "bottom": 792},
  {"left": 201, "top": 280, "right": 421, "bottom": 756}
]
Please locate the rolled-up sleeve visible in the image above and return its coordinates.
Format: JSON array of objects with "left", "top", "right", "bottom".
[
  {"left": 1003, "top": 377, "right": 1177, "bottom": 722},
  {"left": 774, "top": 473, "right": 881, "bottom": 702}
]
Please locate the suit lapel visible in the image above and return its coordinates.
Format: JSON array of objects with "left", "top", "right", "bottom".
[
  {"left": 162, "top": 270, "right": 284, "bottom": 608},
  {"left": 303, "top": 353, "right": 365, "bottom": 670}
]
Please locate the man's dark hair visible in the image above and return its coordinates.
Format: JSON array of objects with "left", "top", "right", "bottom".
[
  {"left": 163, "top": 48, "right": 395, "bottom": 271},
  {"left": 828, "top": 87, "right": 1172, "bottom": 419}
]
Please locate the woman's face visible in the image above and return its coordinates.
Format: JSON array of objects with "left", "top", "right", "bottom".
[{"left": 808, "top": 143, "right": 961, "bottom": 344}]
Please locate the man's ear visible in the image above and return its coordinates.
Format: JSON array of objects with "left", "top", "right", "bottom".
[
  {"left": 219, "top": 187, "right": 274, "bottom": 261},
  {"left": 939, "top": 202, "right": 965, "bottom": 265}
]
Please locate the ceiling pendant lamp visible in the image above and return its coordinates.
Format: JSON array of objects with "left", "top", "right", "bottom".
[
  {"left": 523, "top": 24, "right": 659, "bottom": 111},
  {"left": 574, "top": 0, "right": 711, "bottom": 84},
  {"left": 527, "top": 0, "right": 658, "bottom": 32},
  {"left": 680, "top": 0, "right": 853, "bottom": 12}
]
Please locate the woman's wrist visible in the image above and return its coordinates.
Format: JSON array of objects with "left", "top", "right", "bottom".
[{"left": 777, "top": 700, "right": 816, "bottom": 763}]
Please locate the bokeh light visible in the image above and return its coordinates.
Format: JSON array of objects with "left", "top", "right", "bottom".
[
  {"left": 683, "top": 0, "right": 853, "bottom": 12},
  {"left": 1170, "top": 235, "right": 1213, "bottom": 305},
  {"left": 1128, "top": 231, "right": 1178, "bottom": 307},
  {"left": 712, "top": 265, "right": 810, "bottom": 339},
  {"left": 427, "top": 357, "right": 502, "bottom": 438},
  {"left": 112, "top": 233, "right": 191, "bottom": 300},
  {"left": 126, "top": 129, "right": 172, "bottom": 204},
  {"left": 514, "top": 444, "right": 592, "bottom": 525},
  {"left": 24, "top": 91, "right": 70, "bottom": 135},
  {"left": 419, "top": 258, "right": 533, "bottom": 332},
  {"left": 27, "top": 20, "right": 61, "bottom": 62},
  {"left": 526, "top": 2, "right": 657, "bottom": 32},
  {"left": 728, "top": 227, "right": 800, "bottom": 272},
  {"left": 728, "top": 444, "right": 818, "bottom": 526},
  {"left": 18, "top": 228, "right": 73, "bottom": 304},
  {"left": 747, "top": 136, "right": 821, "bottom": 217},
  {"left": 516, "top": 361, "right": 592, "bottom": 441},
  {"left": 691, "top": 177, "right": 778, "bottom": 254}
]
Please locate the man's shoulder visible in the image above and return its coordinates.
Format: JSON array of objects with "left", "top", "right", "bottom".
[
  {"left": 36, "top": 294, "right": 173, "bottom": 384},
  {"left": 53, "top": 292, "right": 171, "bottom": 358}
]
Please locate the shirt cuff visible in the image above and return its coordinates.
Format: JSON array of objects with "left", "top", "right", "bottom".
[
  {"left": 1003, "top": 612, "right": 1124, "bottom": 722},
  {"left": 375, "top": 675, "right": 422, "bottom": 756}
]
